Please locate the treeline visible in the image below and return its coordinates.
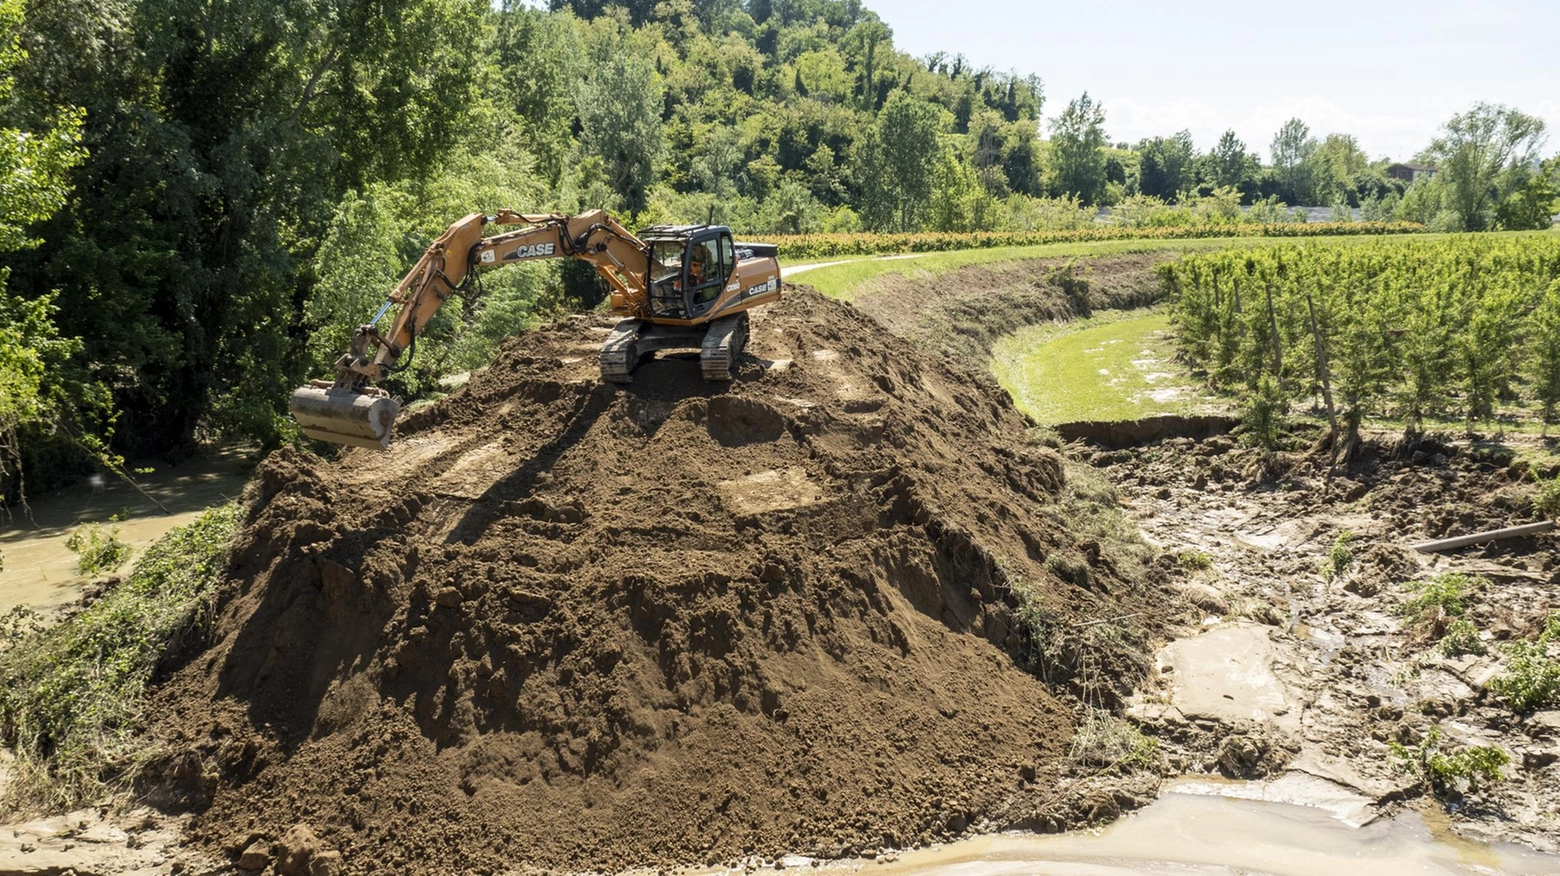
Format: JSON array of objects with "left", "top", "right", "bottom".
[
  {"left": 1163, "top": 237, "right": 1560, "bottom": 444},
  {"left": 0, "top": 0, "right": 1556, "bottom": 496}
]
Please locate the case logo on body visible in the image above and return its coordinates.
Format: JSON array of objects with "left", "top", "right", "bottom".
[
  {"left": 743, "top": 277, "right": 779, "bottom": 296},
  {"left": 505, "top": 242, "right": 556, "bottom": 261}
]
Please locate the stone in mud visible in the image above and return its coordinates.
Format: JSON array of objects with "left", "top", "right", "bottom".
[{"left": 237, "top": 839, "right": 271, "bottom": 871}]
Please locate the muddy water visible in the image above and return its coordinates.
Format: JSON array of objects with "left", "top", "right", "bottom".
[
  {"left": 0, "top": 449, "right": 253, "bottom": 614},
  {"left": 867, "top": 787, "right": 1560, "bottom": 875}
]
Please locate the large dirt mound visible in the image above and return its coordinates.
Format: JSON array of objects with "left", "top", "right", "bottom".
[{"left": 147, "top": 291, "right": 1160, "bottom": 873}]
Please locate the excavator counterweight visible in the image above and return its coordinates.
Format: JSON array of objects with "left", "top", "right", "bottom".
[{"left": 289, "top": 210, "right": 781, "bottom": 450}]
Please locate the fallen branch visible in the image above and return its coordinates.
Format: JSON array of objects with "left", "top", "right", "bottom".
[{"left": 1411, "top": 521, "right": 1555, "bottom": 553}]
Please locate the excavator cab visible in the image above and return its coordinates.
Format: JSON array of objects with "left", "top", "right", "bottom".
[{"left": 642, "top": 226, "right": 736, "bottom": 320}]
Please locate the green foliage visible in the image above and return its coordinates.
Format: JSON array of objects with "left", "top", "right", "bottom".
[
  {"left": 1426, "top": 103, "right": 1548, "bottom": 232},
  {"left": 1318, "top": 531, "right": 1355, "bottom": 589},
  {"left": 1176, "top": 549, "right": 1213, "bottom": 571},
  {"left": 1488, "top": 612, "right": 1560, "bottom": 711},
  {"left": 1240, "top": 373, "right": 1288, "bottom": 450},
  {"left": 1165, "top": 236, "right": 1560, "bottom": 436},
  {"left": 1389, "top": 726, "right": 1509, "bottom": 799},
  {"left": 1270, "top": 118, "right": 1318, "bottom": 206},
  {"left": 574, "top": 32, "right": 663, "bottom": 213},
  {"left": 1437, "top": 617, "right": 1485, "bottom": 657},
  {"left": 64, "top": 522, "right": 131, "bottom": 576},
  {"left": 1069, "top": 707, "right": 1159, "bottom": 772},
  {"left": 1049, "top": 92, "right": 1108, "bottom": 205},
  {"left": 0, "top": 504, "right": 240, "bottom": 808},
  {"left": 1395, "top": 572, "right": 1481, "bottom": 633},
  {"left": 1535, "top": 473, "right": 1560, "bottom": 518}
]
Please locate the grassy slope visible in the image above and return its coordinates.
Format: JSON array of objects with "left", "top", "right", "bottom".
[
  {"left": 993, "top": 310, "right": 1222, "bottom": 424},
  {"left": 795, "top": 230, "right": 1553, "bottom": 301}
]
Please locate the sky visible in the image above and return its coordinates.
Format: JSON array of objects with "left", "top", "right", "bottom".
[{"left": 868, "top": 0, "right": 1560, "bottom": 162}]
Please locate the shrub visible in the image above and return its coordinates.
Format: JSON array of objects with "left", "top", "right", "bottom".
[
  {"left": 1176, "top": 549, "right": 1213, "bottom": 571},
  {"left": 1389, "top": 725, "right": 1509, "bottom": 799},
  {"left": 1437, "top": 617, "right": 1485, "bottom": 657},
  {"left": 1535, "top": 475, "right": 1560, "bottom": 518},
  {"left": 1318, "top": 531, "right": 1356, "bottom": 589},
  {"left": 0, "top": 503, "right": 241, "bottom": 808},
  {"left": 1395, "top": 572, "right": 1483, "bottom": 634},
  {"left": 1069, "top": 708, "right": 1159, "bottom": 772},
  {"left": 1488, "top": 612, "right": 1560, "bottom": 711},
  {"left": 64, "top": 522, "right": 131, "bottom": 576}
]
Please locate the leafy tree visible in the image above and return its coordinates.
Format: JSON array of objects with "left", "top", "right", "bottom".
[
  {"left": 1205, "top": 129, "right": 1259, "bottom": 197},
  {"left": 1495, "top": 156, "right": 1558, "bottom": 231},
  {"left": 852, "top": 90, "right": 942, "bottom": 230},
  {"left": 1135, "top": 130, "right": 1196, "bottom": 202},
  {"left": 1307, "top": 133, "right": 1370, "bottom": 206},
  {"left": 1426, "top": 103, "right": 1548, "bottom": 231},
  {"left": 575, "top": 37, "right": 665, "bottom": 213},
  {"left": 0, "top": 0, "right": 98, "bottom": 500},
  {"left": 1270, "top": 118, "right": 1318, "bottom": 205},
  {"left": 1050, "top": 92, "right": 1107, "bottom": 205}
]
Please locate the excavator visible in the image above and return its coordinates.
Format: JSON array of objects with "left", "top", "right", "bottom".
[{"left": 289, "top": 209, "right": 782, "bottom": 449}]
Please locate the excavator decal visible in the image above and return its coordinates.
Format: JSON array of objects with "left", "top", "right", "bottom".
[{"left": 288, "top": 209, "right": 782, "bottom": 450}]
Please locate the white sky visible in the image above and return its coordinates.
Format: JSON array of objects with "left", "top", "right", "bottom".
[{"left": 871, "top": 0, "right": 1559, "bottom": 162}]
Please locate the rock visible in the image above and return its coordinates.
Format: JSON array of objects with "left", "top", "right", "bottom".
[
  {"left": 434, "top": 586, "right": 463, "bottom": 607},
  {"left": 311, "top": 850, "right": 345, "bottom": 876},
  {"left": 1178, "top": 582, "right": 1228, "bottom": 614},
  {"left": 238, "top": 839, "right": 272, "bottom": 871},
  {"left": 277, "top": 824, "right": 325, "bottom": 876}
]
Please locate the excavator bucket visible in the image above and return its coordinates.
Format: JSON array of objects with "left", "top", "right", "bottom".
[{"left": 289, "top": 385, "right": 401, "bottom": 450}]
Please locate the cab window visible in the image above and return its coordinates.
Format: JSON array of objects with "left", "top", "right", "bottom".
[{"left": 690, "top": 237, "right": 723, "bottom": 305}]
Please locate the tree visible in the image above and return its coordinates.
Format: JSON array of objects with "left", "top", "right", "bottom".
[
  {"left": 1495, "top": 156, "right": 1558, "bottom": 230},
  {"left": 575, "top": 39, "right": 665, "bottom": 213},
  {"left": 1270, "top": 118, "right": 1318, "bottom": 205},
  {"left": 1307, "top": 133, "right": 1370, "bottom": 206},
  {"left": 1426, "top": 102, "right": 1548, "bottom": 231},
  {"left": 1050, "top": 92, "right": 1107, "bottom": 205},
  {"left": 1205, "top": 129, "right": 1259, "bottom": 196},
  {"left": 852, "top": 90, "right": 942, "bottom": 231},
  {"left": 0, "top": 0, "right": 96, "bottom": 500},
  {"left": 1135, "top": 130, "right": 1196, "bottom": 202}
]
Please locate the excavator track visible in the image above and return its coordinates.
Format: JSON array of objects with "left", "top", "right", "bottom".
[
  {"left": 700, "top": 313, "right": 749, "bottom": 381},
  {"left": 600, "top": 319, "right": 646, "bottom": 383}
]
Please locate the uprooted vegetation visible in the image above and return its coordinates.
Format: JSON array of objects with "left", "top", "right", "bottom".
[{"left": 0, "top": 504, "right": 241, "bottom": 810}]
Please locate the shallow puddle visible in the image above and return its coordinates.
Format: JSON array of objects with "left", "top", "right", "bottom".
[{"left": 869, "top": 787, "right": 1560, "bottom": 875}]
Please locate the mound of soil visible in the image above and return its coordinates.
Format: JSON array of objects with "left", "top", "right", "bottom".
[{"left": 145, "top": 291, "right": 1164, "bottom": 873}]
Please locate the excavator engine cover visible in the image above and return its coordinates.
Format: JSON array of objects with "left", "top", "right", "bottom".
[{"left": 289, "top": 385, "right": 401, "bottom": 450}]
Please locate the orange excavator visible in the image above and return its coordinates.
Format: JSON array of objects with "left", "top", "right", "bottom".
[{"left": 289, "top": 209, "right": 782, "bottom": 449}]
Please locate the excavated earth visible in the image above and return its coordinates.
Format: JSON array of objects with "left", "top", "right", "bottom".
[{"left": 141, "top": 290, "right": 1174, "bottom": 874}]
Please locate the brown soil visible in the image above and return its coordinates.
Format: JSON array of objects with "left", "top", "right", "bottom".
[
  {"left": 142, "top": 291, "right": 1171, "bottom": 874},
  {"left": 1100, "top": 430, "right": 1560, "bottom": 851}
]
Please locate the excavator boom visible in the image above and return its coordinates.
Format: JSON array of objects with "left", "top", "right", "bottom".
[{"left": 289, "top": 209, "right": 781, "bottom": 449}]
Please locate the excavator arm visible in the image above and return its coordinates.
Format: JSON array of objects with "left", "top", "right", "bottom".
[{"left": 291, "top": 209, "right": 652, "bottom": 448}]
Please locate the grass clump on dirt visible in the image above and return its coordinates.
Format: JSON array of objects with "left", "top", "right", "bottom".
[
  {"left": 1395, "top": 572, "right": 1483, "bottom": 636},
  {"left": 1489, "top": 612, "right": 1560, "bottom": 712},
  {"left": 1318, "top": 531, "right": 1355, "bottom": 590},
  {"left": 1069, "top": 708, "right": 1159, "bottom": 773},
  {"left": 1535, "top": 475, "right": 1560, "bottom": 518},
  {"left": 1390, "top": 726, "right": 1509, "bottom": 800},
  {"left": 0, "top": 503, "right": 240, "bottom": 809},
  {"left": 65, "top": 521, "right": 131, "bottom": 576},
  {"left": 1175, "top": 549, "right": 1212, "bottom": 571}
]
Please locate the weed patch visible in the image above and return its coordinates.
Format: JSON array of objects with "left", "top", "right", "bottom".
[
  {"left": 1489, "top": 612, "right": 1560, "bottom": 712},
  {"left": 1390, "top": 726, "right": 1509, "bottom": 799},
  {"left": 1318, "top": 531, "right": 1355, "bottom": 590},
  {"left": 0, "top": 504, "right": 240, "bottom": 809},
  {"left": 1176, "top": 549, "right": 1212, "bottom": 571},
  {"left": 1395, "top": 572, "right": 1483, "bottom": 637},
  {"left": 1069, "top": 708, "right": 1159, "bottom": 772}
]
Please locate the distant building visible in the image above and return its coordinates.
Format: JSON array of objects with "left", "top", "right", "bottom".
[{"left": 1387, "top": 163, "right": 1437, "bottom": 183}]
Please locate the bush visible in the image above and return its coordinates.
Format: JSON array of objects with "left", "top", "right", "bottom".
[
  {"left": 1489, "top": 612, "right": 1560, "bottom": 711},
  {"left": 0, "top": 503, "right": 240, "bottom": 808},
  {"left": 1176, "top": 549, "right": 1213, "bottom": 571},
  {"left": 1390, "top": 725, "right": 1509, "bottom": 799},
  {"left": 1395, "top": 572, "right": 1482, "bottom": 634},
  {"left": 1535, "top": 475, "right": 1560, "bottom": 518},
  {"left": 1318, "top": 531, "right": 1356, "bottom": 589},
  {"left": 1069, "top": 707, "right": 1159, "bottom": 772},
  {"left": 1438, "top": 617, "right": 1485, "bottom": 657},
  {"left": 64, "top": 522, "right": 130, "bottom": 576}
]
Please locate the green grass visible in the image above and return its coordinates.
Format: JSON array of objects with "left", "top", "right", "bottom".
[
  {"left": 0, "top": 503, "right": 241, "bottom": 809},
  {"left": 793, "top": 230, "right": 1546, "bottom": 301},
  {"left": 992, "top": 309, "right": 1220, "bottom": 424}
]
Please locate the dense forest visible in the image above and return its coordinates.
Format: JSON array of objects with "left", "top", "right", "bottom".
[{"left": 0, "top": 0, "right": 1556, "bottom": 498}]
